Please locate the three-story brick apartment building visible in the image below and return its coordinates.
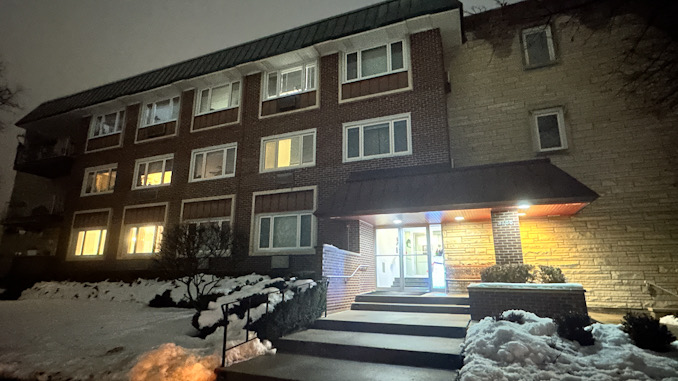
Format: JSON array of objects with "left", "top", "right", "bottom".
[{"left": 4, "top": 0, "right": 674, "bottom": 313}]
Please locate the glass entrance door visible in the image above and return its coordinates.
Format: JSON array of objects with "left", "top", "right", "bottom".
[{"left": 376, "top": 226, "right": 435, "bottom": 292}]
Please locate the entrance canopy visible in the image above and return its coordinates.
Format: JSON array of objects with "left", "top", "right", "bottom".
[{"left": 316, "top": 159, "right": 598, "bottom": 226}]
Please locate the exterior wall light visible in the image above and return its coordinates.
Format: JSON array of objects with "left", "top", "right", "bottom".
[
  {"left": 393, "top": 219, "right": 403, "bottom": 224},
  {"left": 517, "top": 203, "right": 531, "bottom": 209},
  {"left": 455, "top": 216, "right": 465, "bottom": 221}
]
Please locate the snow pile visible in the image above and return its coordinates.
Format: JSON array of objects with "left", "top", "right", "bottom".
[
  {"left": 460, "top": 310, "right": 678, "bottom": 381},
  {"left": 660, "top": 315, "right": 678, "bottom": 327},
  {"left": 129, "top": 343, "right": 220, "bottom": 381},
  {"left": 20, "top": 278, "right": 186, "bottom": 303},
  {"left": 0, "top": 274, "right": 311, "bottom": 381}
]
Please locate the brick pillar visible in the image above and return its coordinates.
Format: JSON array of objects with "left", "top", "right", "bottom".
[{"left": 491, "top": 210, "right": 524, "bottom": 265}]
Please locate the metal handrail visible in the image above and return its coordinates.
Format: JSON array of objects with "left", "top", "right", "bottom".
[
  {"left": 220, "top": 278, "right": 328, "bottom": 367},
  {"left": 325, "top": 265, "right": 368, "bottom": 280},
  {"left": 645, "top": 280, "right": 678, "bottom": 299}
]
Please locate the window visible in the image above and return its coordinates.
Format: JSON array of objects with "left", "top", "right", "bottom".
[
  {"left": 196, "top": 82, "right": 241, "bottom": 115},
  {"left": 133, "top": 154, "right": 173, "bottom": 188},
  {"left": 257, "top": 213, "right": 313, "bottom": 250},
  {"left": 73, "top": 229, "right": 107, "bottom": 256},
  {"left": 533, "top": 107, "right": 567, "bottom": 152},
  {"left": 82, "top": 164, "right": 117, "bottom": 196},
  {"left": 126, "top": 225, "right": 164, "bottom": 254},
  {"left": 343, "top": 114, "right": 411, "bottom": 162},
  {"left": 190, "top": 144, "right": 237, "bottom": 182},
  {"left": 90, "top": 110, "right": 124, "bottom": 138},
  {"left": 261, "top": 130, "right": 315, "bottom": 172},
  {"left": 345, "top": 41, "right": 406, "bottom": 82},
  {"left": 522, "top": 25, "right": 556, "bottom": 67},
  {"left": 142, "top": 96, "right": 180, "bottom": 127},
  {"left": 265, "top": 63, "right": 317, "bottom": 99}
]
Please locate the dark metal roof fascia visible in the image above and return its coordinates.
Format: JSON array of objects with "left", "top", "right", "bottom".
[{"left": 18, "top": 0, "right": 460, "bottom": 126}]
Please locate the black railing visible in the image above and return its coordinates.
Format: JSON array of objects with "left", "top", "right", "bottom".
[{"left": 220, "top": 278, "right": 329, "bottom": 367}]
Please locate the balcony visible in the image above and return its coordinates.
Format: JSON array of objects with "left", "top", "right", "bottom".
[
  {"left": 14, "top": 136, "right": 74, "bottom": 178},
  {"left": 2, "top": 197, "right": 65, "bottom": 231}
]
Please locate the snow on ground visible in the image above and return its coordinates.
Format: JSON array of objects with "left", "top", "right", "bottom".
[
  {"left": 661, "top": 315, "right": 678, "bottom": 327},
  {"left": 0, "top": 274, "right": 311, "bottom": 381},
  {"left": 460, "top": 310, "right": 678, "bottom": 381}
]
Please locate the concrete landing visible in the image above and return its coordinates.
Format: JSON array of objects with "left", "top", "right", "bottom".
[
  {"left": 320, "top": 309, "right": 471, "bottom": 326},
  {"left": 219, "top": 353, "right": 458, "bottom": 381}
]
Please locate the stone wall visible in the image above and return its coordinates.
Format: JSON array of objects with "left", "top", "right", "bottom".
[
  {"left": 468, "top": 284, "right": 588, "bottom": 320},
  {"left": 447, "top": 3, "right": 678, "bottom": 309}
]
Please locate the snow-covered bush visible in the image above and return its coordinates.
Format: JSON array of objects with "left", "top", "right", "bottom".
[
  {"left": 480, "top": 264, "right": 566, "bottom": 283},
  {"left": 622, "top": 313, "right": 676, "bottom": 352},
  {"left": 481, "top": 264, "right": 535, "bottom": 283},
  {"left": 154, "top": 223, "right": 235, "bottom": 309},
  {"left": 536, "top": 265, "right": 566, "bottom": 283},
  {"left": 555, "top": 312, "right": 594, "bottom": 346},
  {"left": 249, "top": 280, "right": 327, "bottom": 340}
]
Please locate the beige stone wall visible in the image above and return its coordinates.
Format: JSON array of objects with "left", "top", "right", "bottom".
[{"left": 447, "top": 9, "right": 678, "bottom": 309}]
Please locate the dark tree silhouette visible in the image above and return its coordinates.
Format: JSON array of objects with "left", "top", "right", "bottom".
[{"left": 0, "top": 62, "right": 19, "bottom": 129}]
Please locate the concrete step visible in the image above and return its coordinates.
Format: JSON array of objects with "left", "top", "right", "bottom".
[
  {"left": 274, "top": 329, "right": 463, "bottom": 369},
  {"left": 312, "top": 310, "right": 469, "bottom": 338},
  {"left": 351, "top": 301, "right": 470, "bottom": 314},
  {"left": 217, "top": 353, "right": 458, "bottom": 381},
  {"left": 355, "top": 293, "right": 469, "bottom": 305}
]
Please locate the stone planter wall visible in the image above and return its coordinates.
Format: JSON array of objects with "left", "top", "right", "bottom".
[{"left": 468, "top": 283, "right": 588, "bottom": 320}]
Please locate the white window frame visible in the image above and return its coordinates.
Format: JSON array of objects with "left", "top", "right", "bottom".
[
  {"left": 132, "top": 154, "right": 174, "bottom": 189},
  {"left": 125, "top": 224, "right": 164, "bottom": 255},
  {"left": 68, "top": 209, "right": 111, "bottom": 261},
  {"left": 255, "top": 212, "right": 315, "bottom": 252},
  {"left": 343, "top": 113, "right": 412, "bottom": 162},
  {"left": 189, "top": 143, "right": 237, "bottom": 182},
  {"left": 72, "top": 228, "right": 108, "bottom": 257},
  {"left": 521, "top": 25, "right": 556, "bottom": 67},
  {"left": 259, "top": 129, "right": 316, "bottom": 173},
  {"left": 264, "top": 62, "right": 317, "bottom": 100},
  {"left": 89, "top": 110, "right": 125, "bottom": 138},
  {"left": 195, "top": 81, "right": 241, "bottom": 116},
  {"left": 532, "top": 107, "right": 568, "bottom": 152},
  {"left": 140, "top": 96, "right": 181, "bottom": 127},
  {"left": 344, "top": 40, "right": 408, "bottom": 83},
  {"left": 81, "top": 163, "right": 117, "bottom": 197}
]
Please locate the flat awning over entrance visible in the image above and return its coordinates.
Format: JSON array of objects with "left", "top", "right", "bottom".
[{"left": 316, "top": 159, "right": 598, "bottom": 224}]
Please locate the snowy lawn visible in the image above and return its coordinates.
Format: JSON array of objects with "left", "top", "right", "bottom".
[
  {"left": 0, "top": 274, "right": 314, "bottom": 381},
  {"left": 460, "top": 310, "right": 678, "bottom": 381}
]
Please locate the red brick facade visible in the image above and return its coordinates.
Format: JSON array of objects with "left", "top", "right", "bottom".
[{"left": 3, "top": 28, "right": 451, "bottom": 281}]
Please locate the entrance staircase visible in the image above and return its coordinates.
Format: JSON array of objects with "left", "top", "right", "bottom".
[{"left": 218, "top": 293, "right": 471, "bottom": 381}]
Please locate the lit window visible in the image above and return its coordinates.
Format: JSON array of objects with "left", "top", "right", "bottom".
[
  {"left": 133, "top": 155, "right": 173, "bottom": 188},
  {"left": 532, "top": 107, "right": 568, "bottom": 152},
  {"left": 260, "top": 130, "right": 315, "bottom": 172},
  {"left": 257, "top": 213, "right": 313, "bottom": 250},
  {"left": 126, "top": 225, "right": 164, "bottom": 254},
  {"left": 196, "top": 82, "right": 241, "bottom": 115},
  {"left": 343, "top": 114, "right": 411, "bottom": 162},
  {"left": 90, "top": 110, "right": 124, "bottom": 138},
  {"left": 265, "top": 62, "right": 317, "bottom": 99},
  {"left": 73, "top": 229, "right": 107, "bottom": 256},
  {"left": 522, "top": 25, "right": 556, "bottom": 67},
  {"left": 190, "top": 144, "right": 237, "bottom": 181},
  {"left": 345, "top": 41, "right": 406, "bottom": 82},
  {"left": 142, "top": 97, "right": 180, "bottom": 127},
  {"left": 82, "top": 164, "right": 117, "bottom": 196}
]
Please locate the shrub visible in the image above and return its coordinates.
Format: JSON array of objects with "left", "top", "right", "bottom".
[
  {"left": 494, "top": 311, "right": 526, "bottom": 324},
  {"left": 555, "top": 312, "right": 594, "bottom": 346},
  {"left": 149, "top": 290, "right": 176, "bottom": 308},
  {"left": 622, "top": 313, "right": 676, "bottom": 352},
  {"left": 537, "top": 265, "right": 567, "bottom": 283},
  {"left": 249, "top": 281, "right": 328, "bottom": 341},
  {"left": 481, "top": 264, "right": 535, "bottom": 283}
]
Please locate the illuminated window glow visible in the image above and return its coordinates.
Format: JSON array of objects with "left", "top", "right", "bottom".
[
  {"left": 82, "top": 164, "right": 117, "bottom": 195},
  {"left": 134, "top": 155, "right": 173, "bottom": 188},
  {"left": 261, "top": 130, "right": 315, "bottom": 172},
  {"left": 127, "top": 225, "right": 164, "bottom": 254},
  {"left": 74, "top": 229, "right": 107, "bottom": 256}
]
